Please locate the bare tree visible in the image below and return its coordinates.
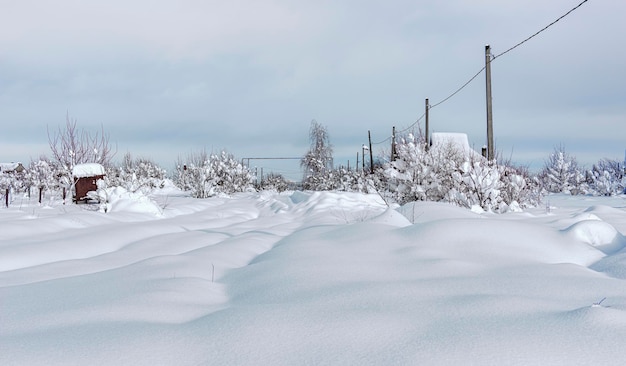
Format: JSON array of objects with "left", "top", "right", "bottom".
[
  {"left": 301, "top": 120, "right": 333, "bottom": 189},
  {"left": 48, "top": 113, "right": 117, "bottom": 171}
]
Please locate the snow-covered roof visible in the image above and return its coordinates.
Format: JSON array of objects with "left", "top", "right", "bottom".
[
  {"left": 430, "top": 132, "right": 483, "bottom": 159},
  {"left": 72, "top": 163, "right": 106, "bottom": 178},
  {"left": 0, "top": 162, "right": 24, "bottom": 172}
]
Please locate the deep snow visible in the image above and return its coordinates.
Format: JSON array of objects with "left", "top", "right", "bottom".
[{"left": 1, "top": 190, "right": 626, "bottom": 365}]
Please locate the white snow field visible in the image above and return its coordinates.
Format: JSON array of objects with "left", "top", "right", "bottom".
[{"left": 2, "top": 189, "right": 626, "bottom": 365}]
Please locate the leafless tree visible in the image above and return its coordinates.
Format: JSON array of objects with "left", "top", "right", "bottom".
[
  {"left": 47, "top": 113, "right": 117, "bottom": 171},
  {"left": 301, "top": 120, "right": 333, "bottom": 189}
]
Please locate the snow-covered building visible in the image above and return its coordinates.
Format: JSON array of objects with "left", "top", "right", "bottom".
[
  {"left": 72, "top": 163, "right": 106, "bottom": 202},
  {"left": 430, "top": 132, "right": 483, "bottom": 160},
  {"left": 0, "top": 162, "right": 25, "bottom": 174}
]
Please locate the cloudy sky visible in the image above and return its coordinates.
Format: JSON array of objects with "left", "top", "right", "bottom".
[{"left": 1, "top": 0, "right": 624, "bottom": 177}]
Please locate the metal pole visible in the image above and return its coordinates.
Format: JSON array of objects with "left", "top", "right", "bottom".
[{"left": 485, "top": 45, "right": 494, "bottom": 161}]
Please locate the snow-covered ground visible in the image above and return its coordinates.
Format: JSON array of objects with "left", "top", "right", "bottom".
[{"left": 2, "top": 189, "right": 626, "bottom": 365}]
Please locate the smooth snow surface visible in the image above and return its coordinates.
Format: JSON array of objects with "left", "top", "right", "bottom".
[{"left": 2, "top": 191, "right": 626, "bottom": 365}]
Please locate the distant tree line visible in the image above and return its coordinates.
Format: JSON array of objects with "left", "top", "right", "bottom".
[{"left": 1, "top": 117, "right": 624, "bottom": 210}]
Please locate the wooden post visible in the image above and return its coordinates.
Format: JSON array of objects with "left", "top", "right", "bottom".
[
  {"left": 425, "top": 98, "right": 430, "bottom": 149},
  {"left": 485, "top": 45, "right": 494, "bottom": 161},
  {"left": 368, "top": 130, "right": 374, "bottom": 174},
  {"left": 5, "top": 188, "right": 8, "bottom": 208},
  {"left": 63, "top": 187, "right": 67, "bottom": 204},
  {"left": 391, "top": 126, "right": 397, "bottom": 162},
  {"left": 362, "top": 146, "right": 367, "bottom": 172},
  {"left": 39, "top": 187, "right": 43, "bottom": 204}
]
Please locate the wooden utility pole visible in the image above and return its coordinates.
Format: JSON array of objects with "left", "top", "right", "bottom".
[
  {"left": 485, "top": 45, "right": 494, "bottom": 161},
  {"left": 425, "top": 98, "right": 430, "bottom": 149},
  {"left": 391, "top": 126, "right": 397, "bottom": 162},
  {"left": 368, "top": 130, "right": 374, "bottom": 174}
]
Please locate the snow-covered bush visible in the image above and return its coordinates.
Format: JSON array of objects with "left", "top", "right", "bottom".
[
  {"left": 174, "top": 150, "right": 254, "bottom": 198},
  {"left": 587, "top": 159, "right": 624, "bottom": 196},
  {"left": 448, "top": 160, "right": 502, "bottom": 210},
  {"left": 384, "top": 133, "right": 465, "bottom": 205},
  {"left": 540, "top": 145, "right": 587, "bottom": 195},
  {"left": 382, "top": 133, "right": 540, "bottom": 211},
  {"left": 257, "top": 173, "right": 290, "bottom": 192},
  {"left": 108, "top": 153, "right": 167, "bottom": 194},
  {"left": 498, "top": 164, "right": 542, "bottom": 210}
]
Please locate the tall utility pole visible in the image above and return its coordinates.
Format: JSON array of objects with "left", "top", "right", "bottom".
[
  {"left": 391, "top": 126, "right": 397, "bottom": 162},
  {"left": 485, "top": 45, "right": 494, "bottom": 161},
  {"left": 368, "top": 130, "right": 374, "bottom": 174},
  {"left": 425, "top": 98, "right": 430, "bottom": 149}
]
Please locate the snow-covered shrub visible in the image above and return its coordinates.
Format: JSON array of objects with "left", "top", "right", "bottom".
[
  {"left": 540, "top": 145, "right": 587, "bottom": 195},
  {"left": 498, "top": 164, "right": 542, "bottom": 210},
  {"left": 381, "top": 133, "right": 540, "bottom": 211},
  {"left": 108, "top": 153, "right": 167, "bottom": 194},
  {"left": 448, "top": 160, "right": 501, "bottom": 211},
  {"left": 257, "top": 173, "right": 290, "bottom": 192},
  {"left": 587, "top": 159, "right": 624, "bottom": 196},
  {"left": 384, "top": 133, "right": 465, "bottom": 205},
  {"left": 174, "top": 150, "right": 254, "bottom": 198}
]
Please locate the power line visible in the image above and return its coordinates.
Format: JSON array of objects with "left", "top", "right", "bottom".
[
  {"left": 493, "top": 0, "right": 589, "bottom": 60},
  {"left": 427, "top": 0, "right": 590, "bottom": 109},
  {"left": 429, "top": 66, "right": 486, "bottom": 110},
  {"left": 373, "top": 0, "right": 590, "bottom": 146}
]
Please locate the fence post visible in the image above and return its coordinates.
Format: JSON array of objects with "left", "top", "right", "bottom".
[{"left": 5, "top": 188, "right": 8, "bottom": 208}]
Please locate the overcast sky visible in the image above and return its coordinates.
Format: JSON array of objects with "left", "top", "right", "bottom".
[{"left": 1, "top": 0, "right": 624, "bottom": 177}]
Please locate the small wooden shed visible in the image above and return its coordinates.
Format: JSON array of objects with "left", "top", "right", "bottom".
[{"left": 72, "top": 163, "right": 106, "bottom": 203}]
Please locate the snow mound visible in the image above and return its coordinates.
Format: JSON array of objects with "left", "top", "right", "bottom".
[
  {"left": 104, "top": 187, "right": 163, "bottom": 216},
  {"left": 563, "top": 220, "right": 625, "bottom": 254},
  {"left": 397, "top": 201, "right": 482, "bottom": 224},
  {"left": 401, "top": 219, "right": 604, "bottom": 266}
]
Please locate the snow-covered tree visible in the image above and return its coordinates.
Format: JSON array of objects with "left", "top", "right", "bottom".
[
  {"left": 587, "top": 158, "right": 624, "bottom": 196},
  {"left": 382, "top": 133, "right": 540, "bottom": 211},
  {"left": 301, "top": 120, "right": 333, "bottom": 190},
  {"left": 540, "top": 145, "right": 586, "bottom": 194},
  {"left": 108, "top": 153, "right": 167, "bottom": 194},
  {"left": 384, "top": 133, "right": 465, "bottom": 204},
  {"left": 23, "top": 157, "right": 70, "bottom": 203},
  {"left": 174, "top": 150, "right": 254, "bottom": 198}
]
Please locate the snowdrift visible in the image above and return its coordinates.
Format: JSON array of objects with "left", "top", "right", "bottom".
[{"left": 1, "top": 191, "right": 626, "bottom": 365}]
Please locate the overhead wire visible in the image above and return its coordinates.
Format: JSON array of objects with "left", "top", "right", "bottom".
[
  {"left": 387, "top": 0, "right": 591, "bottom": 139},
  {"left": 492, "top": 0, "right": 589, "bottom": 60}
]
